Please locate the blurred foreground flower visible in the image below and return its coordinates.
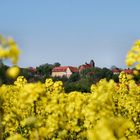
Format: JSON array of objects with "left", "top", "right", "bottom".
[
  {"left": 6, "top": 66, "right": 20, "bottom": 79},
  {"left": 0, "top": 35, "right": 20, "bottom": 79},
  {"left": 0, "top": 35, "right": 20, "bottom": 64},
  {"left": 126, "top": 40, "right": 140, "bottom": 69},
  {"left": 6, "top": 134, "right": 27, "bottom": 140}
]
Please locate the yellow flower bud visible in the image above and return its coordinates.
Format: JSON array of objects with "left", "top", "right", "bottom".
[
  {"left": 133, "top": 70, "right": 139, "bottom": 75},
  {"left": 6, "top": 66, "right": 20, "bottom": 79},
  {"left": 136, "top": 64, "right": 140, "bottom": 70}
]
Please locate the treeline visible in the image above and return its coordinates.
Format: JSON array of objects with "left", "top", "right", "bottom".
[
  {"left": 1, "top": 62, "right": 140, "bottom": 92},
  {"left": 59, "top": 67, "right": 119, "bottom": 93}
]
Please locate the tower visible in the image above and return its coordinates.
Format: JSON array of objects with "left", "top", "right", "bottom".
[{"left": 90, "top": 59, "right": 95, "bottom": 67}]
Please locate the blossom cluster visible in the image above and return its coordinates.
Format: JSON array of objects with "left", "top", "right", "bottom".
[
  {"left": 126, "top": 40, "right": 140, "bottom": 70},
  {"left": 0, "top": 35, "right": 20, "bottom": 79},
  {"left": 0, "top": 75, "right": 139, "bottom": 140},
  {"left": 0, "top": 35, "right": 20, "bottom": 65}
]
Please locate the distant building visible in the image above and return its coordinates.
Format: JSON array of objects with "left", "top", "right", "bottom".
[
  {"left": 79, "top": 64, "right": 92, "bottom": 72},
  {"left": 28, "top": 67, "right": 37, "bottom": 73},
  {"left": 123, "top": 69, "right": 133, "bottom": 74},
  {"left": 112, "top": 68, "right": 121, "bottom": 74},
  {"left": 90, "top": 59, "right": 95, "bottom": 67},
  {"left": 112, "top": 68, "right": 133, "bottom": 75},
  {"left": 79, "top": 60, "right": 95, "bottom": 72},
  {"left": 52, "top": 66, "right": 79, "bottom": 78}
]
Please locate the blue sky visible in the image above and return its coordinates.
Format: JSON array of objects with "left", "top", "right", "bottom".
[{"left": 0, "top": 0, "right": 140, "bottom": 68}]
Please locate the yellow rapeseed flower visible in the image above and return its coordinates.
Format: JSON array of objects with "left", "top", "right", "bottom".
[
  {"left": 6, "top": 134, "right": 27, "bottom": 140},
  {"left": 6, "top": 66, "right": 20, "bottom": 79}
]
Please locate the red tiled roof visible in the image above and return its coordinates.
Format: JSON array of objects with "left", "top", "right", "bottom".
[
  {"left": 123, "top": 69, "right": 133, "bottom": 74},
  {"left": 112, "top": 68, "right": 121, "bottom": 73},
  {"left": 69, "top": 66, "right": 79, "bottom": 72},
  {"left": 52, "top": 66, "right": 78, "bottom": 72},
  {"left": 28, "top": 67, "right": 37, "bottom": 72},
  {"left": 79, "top": 64, "right": 92, "bottom": 71},
  {"left": 52, "top": 66, "right": 67, "bottom": 72}
]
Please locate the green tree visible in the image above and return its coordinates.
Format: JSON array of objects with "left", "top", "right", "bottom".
[
  {"left": 68, "top": 73, "right": 80, "bottom": 82},
  {"left": 53, "top": 62, "right": 61, "bottom": 67},
  {"left": 36, "top": 63, "right": 53, "bottom": 78},
  {"left": 0, "top": 61, "right": 11, "bottom": 85}
]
